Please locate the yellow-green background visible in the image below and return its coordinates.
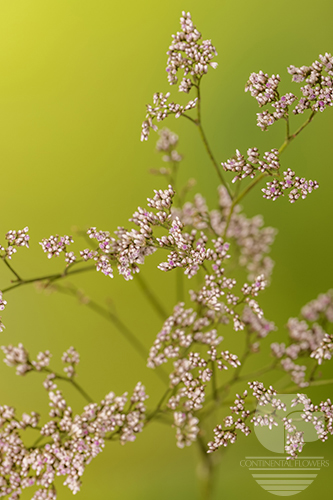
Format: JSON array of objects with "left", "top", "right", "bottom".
[{"left": 0, "top": 1, "right": 332, "bottom": 499}]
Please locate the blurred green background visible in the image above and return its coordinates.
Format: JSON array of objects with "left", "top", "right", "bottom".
[{"left": 0, "top": 0, "right": 332, "bottom": 499}]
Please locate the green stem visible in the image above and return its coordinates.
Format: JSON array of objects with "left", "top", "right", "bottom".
[
  {"left": 223, "top": 110, "right": 317, "bottom": 239},
  {"left": 2, "top": 258, "right": 22, "bottom": 281},
  {"left": 2, "top": 264, "right": 95, "bottom": 294},
  {"left": 197, "top": 121, "right": 231, "bottom": 195},
  {"left": 31, "top": 434, "right": 44, "bottom": 448},
  {"left": 43, "top": 368, "right": 94, "bottom": 404},
  {"left": 200, "top": 360, "right": 278, "bottom": 420},
  {"left": 181, "top": 113, "right": 197, "bottom": 124},
  {"left": 308, "top": 363, "right": 319, "bottom": 382},
  {"left": 279, "top": 110, "right": 316, "bottom": 154},
  {"left": 69, "top": 378, "right": 94, "bottom": 403},
  {"left": 222, "top": 174, "right": 266, "bottom": 238},
  {"left": 283, "top": 377, "right": 333, "bottom": 394},
  {"left": 55, "top": 284, "right": 169, "bottom": 386},
  {"left": 146, "top": 387, "right": 171, "bottom": 423},
  {"left": 285, "top": 115, "right": 290, "bottom": 141},
  {"left": 135, "top": 273, "right": 168, "bottom": 320},
  {"left": 219, "top": 377, "right": 333, "bottom": 409},
  {"left": 211, "top": 360, "right": 218, "bottom": 402},
  {"left": 176, "top": 268, "right": 184, "bottom": 303},
  {"left": 185, "top": 82, "right": 233, "bottom": 199},
  {"left": 196, "top": 434, "right": 216, "bottom": 500}
]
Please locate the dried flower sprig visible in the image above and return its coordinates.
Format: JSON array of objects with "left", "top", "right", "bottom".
[
  {"left": 208, "top": 383, "right": 333, "bottom": 460},
  {"left": 166, "top": 11, "right": 218, "bottom": 92},
  {"left": 271, "top": 290, "right": 333, "bottom": 387},
  {"left": 246, "top": 53, "right": 333, "bottom": 132},
  {"left": 0, "top": 345, "right": 148, "bottom": 498},
  {"left": 0, "top": 11, "right": 332, "bottom": 500},
  {"left": 141, "top": 92, "right": 198, "bottom": 142}
]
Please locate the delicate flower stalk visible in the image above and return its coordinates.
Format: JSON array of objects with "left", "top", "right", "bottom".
[{"left": 0, "top": 11, "right": 332, "bottom": 500}]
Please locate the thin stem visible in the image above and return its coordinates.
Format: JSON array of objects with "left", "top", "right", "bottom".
[
  {"left": 31, "top": 435, "right": 44, "bottom": 448},
  {"left": 184, "top": 82, "right": 233, "bottom": 199},
  {"left": 211, "top": 360, "right": 218, "bottom": 402},
  {"left": 283, "top": 377, "right": 333, "bottom": 394},
  {"left": 146, "top": 387, "right": 171, "bottom": 423},
  {"left": 176, "top": 268, "right": 184, "bottom": 303},
  {"left": 55, "top": 284, "right": 169, "bottom": 385},
  {"left": 279, "top": 111, "right": 316, "bottom": 154},
  {"left": 308, "top": 363, "right": 319, "bottom": 382},
  {"left": 285, "top": 115, "right": 290, "bottom": 141},
  {"left": 223, "top": 110, "right": 317, "bottom": 239},
  {"left": 196, "top": 434, "right": 216, "bottom": 500},
  {"left": 70, "top": 379, "right": 94, "bottom": 403},
  {"left": 234, "top": 360, "right": 279, "bottom": 386},
  {"left": 197, "top": 122, "right": 230, "bottom": 192},
  {"left": 197, "top": 93, "right": 232, "bottom": 197},
  {"left": 181, "top": 113, "right": 198, "bottom": 124},
  {"left": 200, "top": 360, "right": 278, "bottom": 420},
  {"left": 222, "top": 174, "right": 265, "bottom": 238},
  {"left": 169, "top": 160, "right": 179, "bottom": 201},
  {"left": 135, "top": 273, "right": 168, "bottom": 320},
  {"left": 292, "top": 109, "right": 316, "bottom": 138},
  {"left": 43, "top": 367, "right": 94, "bottom": 403},
  {"left": 279, "top": 111, "right": 316, "bottom": 155},
  {"left": 2, "top": 258, "right": 22, "bottom": 281},
  {"left": 2, "top": 265, "right": 96, "bottom": 294},
  {"left": 229, "top": 335, "right": 252, "bottom": 384}
]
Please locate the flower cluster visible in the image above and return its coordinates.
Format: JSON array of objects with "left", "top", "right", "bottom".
[
  {"left": 0, "top": 291, "right": 6, "bottom": 315},
  {"left": 288, "top": 53, "right": 333, "bottom": 114},
  {"left": 245, "top": 71, "right": 280, "bottom": 106},
  {"left": 173, "top": 411, "right": 199, "bottom": 448},
  {"left": 147, "top": 297, "right": 246, "bottom": 447},
  {"left": 0, "top": 226, "right": 30, "bottom": 260},
  {"left": 1, "top": 11, "right": 332, "bottom": 498},
  {"left": 221, "top": 148, "right": 280, "bottom": 183},
  {"left": 301, "top": 289, "right": 333, "bottom": 322},
  {"left": 147, "top": 257, "right": 269, "bottom": 447},
  {"left": 288, "top": 394, "right": 333, "bottom": 455},
  {"left": 257, "top": 93, "right": 297, "bottom": 131},
  {"left": 222, "top": 148, "right": 319, "bottom": 203},
  {"left": 207, "top": 390, "right": 251, "bottom": 453},
  {"left": 208, "top": 380, "right": 333, "bottom": 459},
  {"left": 310, "top": 334, "right": 333, "bottom": 365},
  {"left": 156, "top": 128, "right": 183, "bottom": 164},
  {"left": 172, "top": 185, "right": 276, "bottom": 280},
  {"left": 242, "top": 306, "right": 276, "bottom": 339},
  {"left": 62, "top": 346, "right": 80, "bottom": 378},
  {"left": 247, "top": 54, "right": 333, "bottom": 132},
  {"left": 83, "top": 228, "right": 114, "bottom": 278},
  {"left": 37, "top": 186, "right": 176, "bottom": 282},
  {"left": 271, "top": 290, "right": 333, "bottom": 386},
  {"left": 262, "top": 168, "right": 319, "bottom": 203},
  {"left": 87, "top": 185, "right": 176, "bottom": 280},
  {"left": 157, "top": 219, "right": 229, "bottom": 278},
  {"left": 0, "top": 345, "right": 148, "bottom": 498},
  {"left": 166, "top": 11, "right": 218, "bottom": 92},
  {"left": 141, "top": 92, "right": 197, "bottom": 141},
  {"left": 39, "top": 234, "right": 74, "bottom": 260},
  {"left": 1, "top": 343, "right": 32, "bottom": 375},
  {"left": 229, "top": 58, "right": 329, "bottom": 204}
]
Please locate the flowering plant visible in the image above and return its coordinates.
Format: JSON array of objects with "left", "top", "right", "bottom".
[{"left": 0, "top": 11, "right": 332, "bottom": 500}]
